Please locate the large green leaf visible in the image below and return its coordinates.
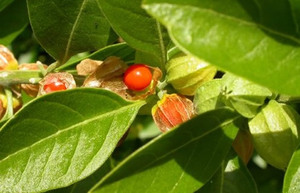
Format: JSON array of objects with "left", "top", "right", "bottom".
[
  {"left": 27, "top": 0, "right": 116, "bottom": 64},
  {"left": 283, "top": 144, "right": 300, "bottom": 193},
  {"left": 98, "top": 0, "right": 169, "bottom": 69},
  {"left": 197, "top": 150, "right": 258, "bottom": 193},
  {"left": 89, "top": 108, "right": 240, "bottom": 193},
  {"left": 0, "top": 0, "right": 28, "bottom": 46},
  {"left": 143, "top": 0, "right": 300, "bottom": 96},
  {"left": 0, "top": 88, "right": 144, "bottom": 193}
]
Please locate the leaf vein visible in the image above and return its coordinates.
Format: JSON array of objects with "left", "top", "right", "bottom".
[
  {"left": 0, "top": 102, "right": 142, "bottom": 164},
  {"left": 62, "top": 0, "right": 88, "bottom": 63}
]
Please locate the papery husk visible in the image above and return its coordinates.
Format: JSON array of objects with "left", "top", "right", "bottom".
[{"left": 0, "top": 45, "right": 18, "bottom": 70}]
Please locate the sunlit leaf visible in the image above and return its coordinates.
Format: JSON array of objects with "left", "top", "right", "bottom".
[{"left": 0, "top": 88, "right": 144, "bottom": 192}]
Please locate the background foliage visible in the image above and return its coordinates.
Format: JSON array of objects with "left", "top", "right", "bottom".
[{"left": 1, "top": 0, "right": 300, "bottom": 192}]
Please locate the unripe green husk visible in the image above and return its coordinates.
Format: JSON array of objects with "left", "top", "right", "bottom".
[
  {"left": 249, "top": 100, "right": 300, "bottom": 170},
  {"left": 166, "top": 53, "right": 217, "bottom": 96}
]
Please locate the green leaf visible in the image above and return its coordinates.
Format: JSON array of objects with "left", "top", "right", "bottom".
[
  {"left": 56, "top": 43, "right": 136, "bottom": 71},
  {"left": 0, "top": 88, "right": 144, "bottom": 193},
  {"left": 143, "top": 0, "right": 300, "bottom": 96},
  {"left": 27, "top": 0, "right": 116, "bottom": 64},
  {"left": 89, "top": 108, "right": 240, "bottom": 193},
  {"left": 194, "top": 79, "right": 225, "bottom": 114},
  {"left": 0, "top": 0, "right": 14, "bottom": 11},
  {"left": 283, "top": 144, "right": 300, "bottom": 193},
  {"left": 197, "top": 150, "right": 258, "bottom": 193},
  {"left": 98, "top": 0, "right": 169, "bottom": 69},
  {"left": 0, "top": 0, "right": 28, "bottom": 46},
  {"left": 46, "top": 159, "right": 113, "bottom": 193}
]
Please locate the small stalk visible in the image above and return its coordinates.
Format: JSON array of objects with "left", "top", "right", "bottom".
[{"left": 276, "top": 94, "right": 300, "bottom": 103}]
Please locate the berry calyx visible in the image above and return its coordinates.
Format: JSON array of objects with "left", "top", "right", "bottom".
[
  {"left": 123, "top": 64, "right": 152, "bottom": 91},
  {"left": 43, "top": 79, "right": 67, "bottom": 93}
]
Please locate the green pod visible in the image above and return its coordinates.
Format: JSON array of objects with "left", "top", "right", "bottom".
[
  {"left": 194, "top": 79, "right": 225, "bottom": 114},
  {"left": 222, "top": 73, "right": 272, "bottom": 118},
  {"left": 166, "top": 53, "right": 217, "bottom": 96},
  {"left": 249, "top": 100, "right": 300, "bottom": 170}
]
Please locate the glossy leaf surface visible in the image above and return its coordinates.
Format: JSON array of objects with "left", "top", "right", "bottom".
[
  {"left": 90, "top": 108, "right": 240, "bottom": 193},
  {"left": 0, "top": 88, "right": 144, "bottom": 192},
  {"left": 98, "top": 0, "right": 169, "bottom": 69},
  {"left": 143, "top": 0, "right": 300, "bottom": 95},
  {"left": 27, "top": 0, "right": 115, "bottom": 64}
]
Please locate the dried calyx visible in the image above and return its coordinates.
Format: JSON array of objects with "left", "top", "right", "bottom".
[
  {"left": 39, "top": 72, "right": 76, "bottom": 95},
  {"left": 80, "top": 56, "right": 162, "bottom": 100}
]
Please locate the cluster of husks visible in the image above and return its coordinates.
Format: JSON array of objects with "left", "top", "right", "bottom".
[{"left": 151, "top": 53, "right": 216, "bottom": 133}]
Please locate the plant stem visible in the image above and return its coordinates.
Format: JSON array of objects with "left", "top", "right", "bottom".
[
  {"left": 0, "top": 70, "right": 43, "bottom": 86},
  {"left": 276, "top": 94, "right": 300, "bottom": 103}
]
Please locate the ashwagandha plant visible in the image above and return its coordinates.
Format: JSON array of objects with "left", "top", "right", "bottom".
[{"left": 1, "top": 0, "right": 300, "bottom": 193}]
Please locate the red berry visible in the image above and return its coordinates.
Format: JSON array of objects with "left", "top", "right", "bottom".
[
  {"left": 43, "top": 79, "right": 67, "bottom": 93},
  {"left": 123, "top": 64, "right": 152, "bottom": 91}
]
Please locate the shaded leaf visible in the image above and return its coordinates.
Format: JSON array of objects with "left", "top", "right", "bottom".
[
  {"left": 0, "top": 88, "right": 144, "bottom": 192},
  {"left": 89, "top": 108, "right": 240, "bottom": 193},
  {"left": 0, "top": 0, "right": 28, "bottom": 46},
  {"left": 0, "top": 0, "right": 14, "bottom": 11},
  {"left": 46, "top": 159, "right": 112, "bottom": 193},
  {"left": 98, "top": 0, "right": 169, "bottom": 69},
  {"left": 143, "top": 0, "right": 300, "bottom": 95},
  {"left": 197, "top": 150, "right": 258, "bottom": 193},
  {"left": 27, "top": 0, "right": 116, "bottom": 64}
]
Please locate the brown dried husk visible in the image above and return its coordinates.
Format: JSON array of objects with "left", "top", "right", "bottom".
[
  {"left": 82, "top": 56, "right": 162, "bottom": 100},
  {"left": 39, "top": 72, "right": 76, "bottom": 95}
]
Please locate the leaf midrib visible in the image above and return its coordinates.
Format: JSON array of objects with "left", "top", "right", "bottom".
[
  {"left": 62, "top": 0, "right": 87, "bottom": 63},
  {"left": 91, "top": 114, "right": 240, "bottom": 191},
  {"left": 0, "top": 101, "right": 143, "bottom": 164},
  {"left": 144, "top": 3, "right": 300, "bottom": 45}
]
